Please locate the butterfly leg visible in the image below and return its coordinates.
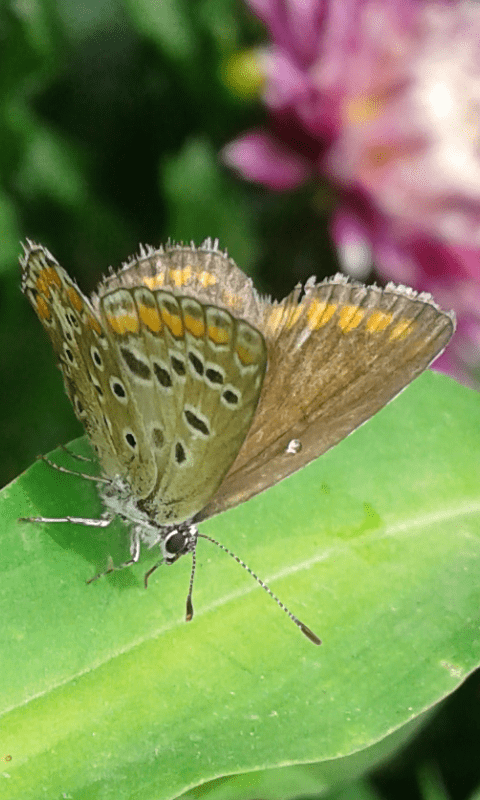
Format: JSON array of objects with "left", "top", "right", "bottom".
[
  {"left": 86, "top": 526, "right": 142, "bottom": 584},
  {"left": 144, "top": 562, "right": 160, "bottom": 588},
  {"left": 59, "top": 444, "right": 96, "bottom": 464},
  {"left": 19, "top": 515, "right": 113, "bottom": 526},
  {"left": 37, "top": 454, "right": 110, "bottom": 484}
]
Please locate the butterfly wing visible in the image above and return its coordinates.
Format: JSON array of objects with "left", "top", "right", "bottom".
[
  {"left": 96, "top": 283, "right": 267, "bottom": 524},
  {"left": 197, "top": 275, "right": 455, "bottom": 521},
  {"left": 22, "top": 242, "right": 455, "bottom": 527},
  {"left": 21, "top": 242, "right": 268, "bottom": 525},
  {"left": 94, "top": 244, "right": 268, "bottom": 523},
  {"left": 19, "top": 242, "right": 157, "bottom": 489}
]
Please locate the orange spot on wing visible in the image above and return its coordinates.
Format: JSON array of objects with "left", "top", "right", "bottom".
[
  {"left": 265, "top": 306, "right": 303, "bottom": 335},
  {"left": 338, "top": 305, "right": 365, "bottom": 332},
  {"left": 366, "top": 310, "right": 393, "bottom": 332},
  {"left": 389, "top": 318, "right": 414, "bottom": 340},
  {"left": 197, "top": 270, "right": 217, "bottom": 288},
  {"left": 307, "top": 300, "right": 337, "bottom": 329},
  {"left": 208, "top": 324, "right": 230, "bottom": 345},
  {"left": 106, "top": 311, "right": 140, "bottom": 335},
  {"left": 161, "top": 308, "right": 183, "bottom": 337},
  {"left": 87, "top": 314, "right": 102, "bottom": 336},
  {"left": 143, "top": 274, "right": 165, "bottom": 290},
  {"left": 184, "top": 313, "right": 205, "bottom": 338},
  {"left": 67, "top": 286, "right": 83, "bottom": 313},
  {"left": 138, "top": 302, "right": 162, "bottom": 333},
  {"left": 36, "top": 267, "right": 62, "bottom": 299},
  {"left": 36, "top": 295, "right": 51, "bottom": 321},
  {"left": 169, "top": 267, "right": 192, "bottom": 287},
  {"left": 236, "top": 344, "right": 256, "bottom": 365}
]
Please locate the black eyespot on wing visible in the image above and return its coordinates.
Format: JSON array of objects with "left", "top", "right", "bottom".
[
  {"left": 91, "top": 347, "right": 103, "bottom": 367},
  {"left": 205, "top": 367, "right": 223, "bottom": 385},
  {"left": 112, "top": 381, "right": 126, "bottom": 398},
  {"left": 188, "top": 352, "right": 204, "bottom": 376},
  {"left": 66, "top": 311, "right": 80, "bottom": 331},
  {"left": 120, "top": 347, "right": 151, "bottom": 380},
  {"left": 222, "top": 388, "right": 239, "bottom": 405},
  {"left": 175, "top": 442, "right": 186, "bottom": 463},
  {"left": 152, "top": 427, "right": 165, "bottom": 448},
  {"left": 125, "top": 432, "right": 137, "bottom": 449},
  {"left": 153, "top": 362, "right": 173, "bottom": 388},
  {"left": 184, "top": 409, "right": 210, "bottom": 437},
  {"left": 171, "top": 355, "right": 186, "bottom": 376}
]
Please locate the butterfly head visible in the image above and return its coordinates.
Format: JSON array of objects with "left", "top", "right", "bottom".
[{"left": 160, "top": 525, "right": 197, "bottom": 565}]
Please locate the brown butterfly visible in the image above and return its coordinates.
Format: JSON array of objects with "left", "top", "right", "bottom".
[{"left": 20, "top": 240, "right": 455, "bottom": 644}]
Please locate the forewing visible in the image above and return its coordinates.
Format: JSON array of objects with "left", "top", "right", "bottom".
[
  {"left": 98, "top": 285, "right": 267, "bottom": 524},
  {"left": 197, "top": 276, "right": 455, "bottom": 521},
  {"left": 19, "top": 242, "right": 156, "bottom": 489}
]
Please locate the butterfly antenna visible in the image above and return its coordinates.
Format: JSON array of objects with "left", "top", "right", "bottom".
[
  {"left": 185, "top": 543, "right": 197, "bottom": 622},
  {"left": 197, "top": 532, "right": 321, "bottom": 645}
]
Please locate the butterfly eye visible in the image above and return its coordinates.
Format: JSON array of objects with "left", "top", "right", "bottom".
[{"left": 163, "top": 530, "right": 188, "bottom": 564}]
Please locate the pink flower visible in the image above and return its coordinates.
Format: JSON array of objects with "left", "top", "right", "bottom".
[{"left": 224, "top": 0, "right": 480, "bottom": 385}]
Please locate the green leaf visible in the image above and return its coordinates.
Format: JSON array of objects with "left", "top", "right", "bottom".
[
  {"left": 180, "top": 732, "right": 425, "bottom": 800},
  {"left": 1, "top": 372, "right": 479, "bottom": 800}
]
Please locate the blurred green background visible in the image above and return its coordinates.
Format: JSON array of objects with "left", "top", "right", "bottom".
[{"left": 1, "top": 2, "right": 479, "bottom": 800}]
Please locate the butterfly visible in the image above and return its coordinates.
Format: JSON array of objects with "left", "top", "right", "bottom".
[{"left": 20, "top": 239, "right": 455, "bottom": 644}]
